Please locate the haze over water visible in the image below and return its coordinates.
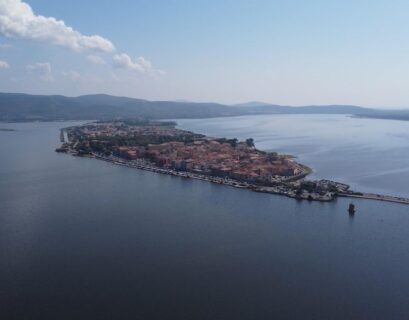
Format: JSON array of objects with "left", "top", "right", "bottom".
[
  {"left": 1, "top": 120, "right": 409, "bottom": 319},
  {"left": 177, "top": 114, "right": 409, "bottom": 198}
]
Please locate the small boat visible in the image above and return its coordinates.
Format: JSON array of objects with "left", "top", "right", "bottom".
[{"left": 348, "top": 203, "right": 356, "bottom": 214}]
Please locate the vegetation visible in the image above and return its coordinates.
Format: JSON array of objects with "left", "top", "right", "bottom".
[
  {"left": 245, "top": 138, "right": 255, "bottom": 147},
  {"left": 216, "top": 138, "right": 238, "bottom": 147},
  {"left": 0, "top": 92, "right": 383, "bottom": 122},
  {"left": 92, "top": 134, "right": 200, "bottom": 147}
]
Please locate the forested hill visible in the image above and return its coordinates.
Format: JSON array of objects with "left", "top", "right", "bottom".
[
  {"left": 0, "top": 93, "right": 241, "bottom": 121},
  {"left": 0, "top": 92, "right": 397, "bottom": 121}
]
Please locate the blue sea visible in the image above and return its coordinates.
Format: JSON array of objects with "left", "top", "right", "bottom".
[{"left": 1, "top": 117, "right": 408, "bottom": 319}]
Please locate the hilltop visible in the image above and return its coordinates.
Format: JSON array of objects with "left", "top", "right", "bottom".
[{"left": 0, "top": 92, "right": 405, "bottom": 121}]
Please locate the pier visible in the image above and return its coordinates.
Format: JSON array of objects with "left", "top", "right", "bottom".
[{"left": 338, "top": 192, "right": 409, "bottom": 205}]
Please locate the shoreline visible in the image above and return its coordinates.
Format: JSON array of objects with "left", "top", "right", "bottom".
[
  {"left": 90, "top": 153, "right": 331, "bottom": 201},
  {"left": 57, "top": 121, "right": 409, "bottom": 207},
  {"left": 78, "top": 152, "right": 409, "bottom": 206}
]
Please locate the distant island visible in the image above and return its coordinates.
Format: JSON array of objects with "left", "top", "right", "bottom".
[
  {"left": 56, "top": 120, "right": 409, "bottom": 205},
  {"left": 0, "top": 128, "right": 15, "bottom": 131},
  {"left": 1, "top": 91, "right": 409, "bottom": 122}
]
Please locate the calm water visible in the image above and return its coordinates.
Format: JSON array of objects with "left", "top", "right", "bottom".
[
  {"left": 177, "top": 114, "right": 409, "bottom": 198},
  {"left": 1, "top": 120, "right": 409, "bottom": 320}
]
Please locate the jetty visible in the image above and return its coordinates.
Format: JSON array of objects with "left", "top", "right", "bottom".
[{"left": 339, "top": 192, "right": 409, "bottom": 206}]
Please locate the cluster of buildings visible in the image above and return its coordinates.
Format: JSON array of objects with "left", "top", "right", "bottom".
[
  {"left": 59, "top": 122, "right": 380, "bottom": 203},
  {"left": 115, "top": 139, "right": 303, "bottom": 184},
  {"left": 67, "top": 121, "right": 305, "bottom": 184},
  {"left": 68, "top": 121, "right": 199, "bottom": 140}
]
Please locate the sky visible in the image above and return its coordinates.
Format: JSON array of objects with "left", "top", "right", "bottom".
[{"left": 0, "top": 0, "right": 409, "bottom": 108}]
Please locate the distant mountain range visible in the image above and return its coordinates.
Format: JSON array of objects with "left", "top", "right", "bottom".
[{"left": 0, "top": 92, "right": 408, "bottom": 121}]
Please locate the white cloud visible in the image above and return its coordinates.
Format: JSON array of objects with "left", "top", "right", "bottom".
[
  {"left": 113, "top": 53, "right": 165, "bottom": 76},
  {"left": 0, "top": 0, "right": 164, "bottom": 78},
  {"left": 61, "top": 70, "right": 81, "bottom": 81},
  {"left": 0, "top": 0, "right": 114, "bottom": 53},
  {"left": 0, "top": 60, "right": 9, "bottom": 69},
  {"left": 87, "top": 54, "right": 106, "bottom": 65},
  {"left": 113, "top": 53, "right": 145, "bottom": 72},
  {"left": 26, "top": 62, "right": 52, "bottom": 81}
]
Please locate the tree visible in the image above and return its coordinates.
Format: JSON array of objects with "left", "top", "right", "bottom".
[{"left": 245, "top": 138, "right": 255, "bottom": 147}]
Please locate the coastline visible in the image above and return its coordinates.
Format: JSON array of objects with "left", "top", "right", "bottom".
[
  {"left": 57, "top": 122, "right": 409, "bottom": 207},
  {"left": 78, "top": 152, "right": 409, "bottom": 206},
  {"left": 90, "top": 153, "right": 332, "bottom": 202}
]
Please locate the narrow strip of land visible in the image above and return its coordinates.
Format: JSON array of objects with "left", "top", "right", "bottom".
[
  {"left": 56, "top": 120, "right": 409, "bottom": 206},
  {"left": 338, "top": 192, "right": 409, "bottom": 205}
]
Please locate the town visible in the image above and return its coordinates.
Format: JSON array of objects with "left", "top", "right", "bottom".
[{"left": 56, "top": 120, "right": 366, "bottom": 202}]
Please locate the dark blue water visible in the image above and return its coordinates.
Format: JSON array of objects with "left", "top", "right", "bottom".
[{"left": 1, "top": 121, "right": 409, "bottom": 320}]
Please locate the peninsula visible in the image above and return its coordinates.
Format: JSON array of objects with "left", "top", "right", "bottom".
[{"left": 56, "top": 120, "right": 409, "bottom": 205}]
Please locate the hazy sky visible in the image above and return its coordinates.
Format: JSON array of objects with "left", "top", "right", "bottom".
[{"left": 0, "top": 0, "right": 408, "bottom": 108}]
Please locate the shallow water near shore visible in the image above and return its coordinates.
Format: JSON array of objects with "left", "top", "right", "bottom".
[{"left": 1, "top": 120, "right": 409, "bottom": 319}]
